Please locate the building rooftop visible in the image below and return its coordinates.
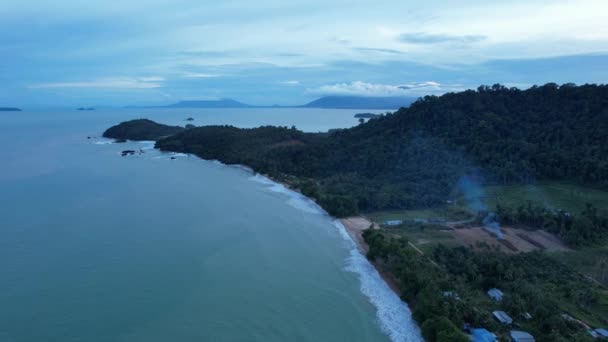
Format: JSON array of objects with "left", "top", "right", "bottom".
[
  {"left": 487, "top": 288, "right": 504, "bottom": 301},
  {"left": 472, "top": 328, "right": 497, "bottom": 342},
  {"left": 492, "top": 310, "right": 513, "bottom": 325},
  {"left": 596, "top": 328, "right": 608, "bottom": 337},
  {"left": 510, "top": 330, "right": 535, "bottom": 342},
  {"left": 384, "top": 220, "right": 403, "bottom": 226}
]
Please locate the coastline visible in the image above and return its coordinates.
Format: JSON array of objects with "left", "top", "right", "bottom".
[
  {"left": 242, "top": 169, "right": 422, "bottom": 340},
  {"left": 211, "top": 164, "right": 408, "bottom": 301},
  {"left": 340, "top": 216, "right": 403, "bottom": 298},
  {"left": 108, "top": 139, "right": 421, "bottom": 340}
]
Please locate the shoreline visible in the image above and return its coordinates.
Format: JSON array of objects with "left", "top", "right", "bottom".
[
  {"left": 245, "top": 170, "right": 407, "bottom": 300},
  {"left": 112, "top": 139, "right": 416, "bottom": 337},
  {"left": 340, "top": 216, "right": 403, "bottom": 298}
]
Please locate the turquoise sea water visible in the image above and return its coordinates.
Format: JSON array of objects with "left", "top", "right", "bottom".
[{"left": 0, "top": 108, "right": 421, "bottom": 342}]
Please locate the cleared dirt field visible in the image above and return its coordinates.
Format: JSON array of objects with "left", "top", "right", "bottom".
[{"left": 452, "top": 226, "right": 571, "bottom": 253}]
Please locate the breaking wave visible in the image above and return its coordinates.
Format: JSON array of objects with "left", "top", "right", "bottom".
[
  {"left": 334, "top": 220, "right": 423, "bottom": 342},
  {"left": 95, "top": 138, "right": 423, "bottom": 341},
  {"left": 248, "top": 174, "right": 324, "bottom": 215},
  {"left": 137, "top": 141, "right": 156, "bottom": 150},
  {"left": 249, "top": 173, "right": 423, "bottom": 341}
]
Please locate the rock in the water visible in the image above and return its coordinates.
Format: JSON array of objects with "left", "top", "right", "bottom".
[{"left": 121, "top": 150, "right": 136, "bottom": 157}]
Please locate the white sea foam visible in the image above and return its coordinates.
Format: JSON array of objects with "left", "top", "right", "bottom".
[
  {"left": 137, "top": 141, "right": 156, "bottom": 150},
  {"left": 334, "top": 220, "right": 423, "bottom": 342},
  {"left": 94, "top": 139, "right": 114, "bottom": 145},
  {"left": 249, "top": 173, "right": 276, "bottom": 186},
  {"left": 94, "top": 135, "right": 422, "bottom": 340},
  {"left": 248, "top": 174, "right": 324, "bottom": 215},
  {"left": 250, "top": 173, "right": 423, "bottom": 341},
  {"left": 229, "top": 164, "right": 254, "bottom": 173},
  {"left": 169, "top": 152, "right": 189, "bottom": 158}
]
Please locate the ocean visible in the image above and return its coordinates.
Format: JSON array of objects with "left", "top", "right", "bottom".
[{"left": 0, "top": 108, "right": 421, "bottom": 342}]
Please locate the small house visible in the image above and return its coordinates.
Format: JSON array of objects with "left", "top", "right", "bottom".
[
  {"left": 384, "top": 220, "right": 403, "bottom": 226},
  {"left": 493, "top": 310, "right": 513, "bottom": 325},
  {"left": 472, "top": 328, "right": 497, "bottom": 342},
  {"left": 596, "top": 328, "right": 608, "bottom": 338},
  {"left": 487, "top": 288, "right": 504, "bottom": 301},
  {"left": 510, "top": 330, "right": 535, "bottom": 342}
]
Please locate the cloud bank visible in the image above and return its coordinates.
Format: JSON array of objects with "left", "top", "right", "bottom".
[
  {"left": 309, "top": 81, "right": 464, "bottom": 97},
  {"left": 29, "top": 78, "right": 163, "bottom": 89},
  {"left": 399, "top": 32, "right": 486, "bottom": 45}
]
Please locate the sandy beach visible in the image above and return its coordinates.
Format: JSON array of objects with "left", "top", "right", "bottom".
[
  {"left": 341, "top": 216, "right": 375, "bottom": 253},
  {"left": 341, "top": 216, "right": 403, "bottom": 297}
]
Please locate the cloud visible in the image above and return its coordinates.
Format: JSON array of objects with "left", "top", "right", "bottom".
[
  {"left": 309, "top": 81, "right": 464, "bottom": 97},
  {"left": 280, "top": 80, "right": 300, "bottom": 85},
  {"left": 399, "top": 32, "right": 486, "bottom": 45},
  {"left": 28, "top": 77, "right": 162, "bottom": 89},
  {"left": 181, "top": 73, "right": 221, "bottom": 78},
  {"left": 353, "top": 47, "right": 403, "bottom": 54},
  {"left": 177, "top": 50, "right": 233, "bottom": 58},
  {"left": 329, "top": 37, "right": 351, "bottom": 45}
]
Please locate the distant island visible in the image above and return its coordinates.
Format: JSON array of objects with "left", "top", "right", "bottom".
[
  {"left": 301, "top": 96, "right": 415, "bottom": 109},
  {"left": 103, "top": 119, "right": 184, "bottom": 141},
  {"left": 135, "top": 95, "right": 416, "bottom": 110},
  {"left": 354, "top": 113, "right": 381, "bottom": 119},
  {"left": 0, "top": 107, "right": 21, "bottom": 111},
  {"left": 77, "top": 107, "right": 95, "bottom": 111},
  {"left": 105, "top": 83, "right": 608, "bottom": 341}
]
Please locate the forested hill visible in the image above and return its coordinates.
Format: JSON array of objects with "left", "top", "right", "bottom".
[
  {"left": 385, "top": 83, "right": 608, "bottom": 184},
  {"left": 109, "top": 84, "right": 608, "bottom": 216}
]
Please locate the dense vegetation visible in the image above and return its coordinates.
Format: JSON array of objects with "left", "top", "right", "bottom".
[
  {"left": 104, "top": 84, "right": 608, "bottom": 341},
  {"left": 103, "top": 119, "right": 184, "bottom": 141},
  {"left": 364, "top": 229, "right": 607, "bottom": 341},
  {"left": 151, "top": 84, "right": 607, "bottom": 216},
  {"left": 106, "top": 84, "right": 607, "bottom": 217},
  {"left": 494, "top": 202, "right": 608, "bottom": 247}
]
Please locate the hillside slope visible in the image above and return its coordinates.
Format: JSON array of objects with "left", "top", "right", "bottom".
[{"left": 108, "top": 84, "right": 608, "bottom": 215}]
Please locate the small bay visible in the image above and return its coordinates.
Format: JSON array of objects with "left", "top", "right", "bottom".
[{"left": 0, "top": 108, "right": 420, "bottom": 342}]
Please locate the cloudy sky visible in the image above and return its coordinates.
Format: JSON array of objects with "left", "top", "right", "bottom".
[{"left": 2, "top": 0, "right": 607, "bottom": 107}]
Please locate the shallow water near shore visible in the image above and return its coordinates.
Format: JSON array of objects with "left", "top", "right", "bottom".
[{"left": 0, "top": 108, "right": 421, "bottom": 342}]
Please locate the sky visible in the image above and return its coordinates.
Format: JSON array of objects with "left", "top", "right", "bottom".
[{"left": 1, "top": 0, "right": 608, "bottom": 108}]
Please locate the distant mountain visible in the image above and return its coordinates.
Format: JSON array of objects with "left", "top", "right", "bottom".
[
  {"left": 166, "top": 99, "right": 251, "bottom": 108},
  {"left": 0, "top": 107, "right": 21, "bottom": 111},
  {"left": 301, "top": 96, "right": 416, "bottom": 109},
  {"left": 146, "top": 96, "right": 416, "bottom": 109}
]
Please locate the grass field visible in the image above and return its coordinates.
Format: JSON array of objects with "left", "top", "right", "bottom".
[
  {"left": 461, "top": 182, "right": 608, "bottom": 214},
  {"left": 367, "top": 182, "right": 608, "bottom": 226},
  {"left": 551, "top": 247, "right": 608, "bottom": 287}
]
